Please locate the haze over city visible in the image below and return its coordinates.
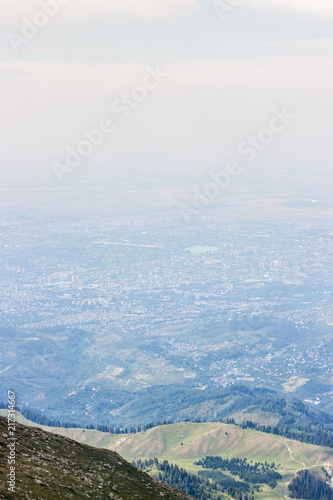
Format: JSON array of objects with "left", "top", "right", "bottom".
[{"left": 0, "top": 2, "right": 332, "bottom": 500}]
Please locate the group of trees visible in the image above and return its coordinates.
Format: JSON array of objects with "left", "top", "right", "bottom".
[
  {"left": 134, "top": 458, "right": 255, "bottom": 500},
  {"left": 3, "top": 397, "right": 333, "bottom": 451},
  {"left": 236, "top": 419, "right": 333, "bottom": 449},
  {"left": 288, "top": 469, "right": 333, "bottom": 500},
  {"left": 198, "top": 469, "right": 250, "bottom": 493},
  {"left": 0, "top": 404, "right": 176, "bottom": 435},
  {"left": 195, "top": 457, "right": 282, "bottom": 489}
]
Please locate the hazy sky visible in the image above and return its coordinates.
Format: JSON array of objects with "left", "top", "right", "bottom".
[{"left": 1, "top": 0, "right": 332, "bottom": 181}]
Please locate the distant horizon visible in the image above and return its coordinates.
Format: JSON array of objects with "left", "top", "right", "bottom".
[{"left": 1, "top": 0, "right": 332, "bottom": 181}]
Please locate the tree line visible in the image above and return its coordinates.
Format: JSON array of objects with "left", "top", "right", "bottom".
[
  {"left": 195, "top": 457, "right": 281, "bottom": 489},
  {"left": 288, "top": 469, "right": 333, "bottom": 499},
  {"left": 2, "top": 401, "right": 333, "bottom": 450},
  {"left": 0, "top": 403, "right": 176, "bottom": 434},
  {"left": 134, "top": 458, "right": 255, "bottom": 500},
  {"left": 198, "top": 469, "right": 250, "bottom": 493},
  {"left": 225, "top": 418, "right": 333, "bottom": 449}
]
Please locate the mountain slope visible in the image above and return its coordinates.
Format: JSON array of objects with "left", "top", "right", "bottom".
[
  {"left": 22, "top": 419, "right": 332, "bottom": 469},
  {"left": 39, "top": 420, "right": 332, "bottom": 500},
  {"left": 0, "top": 416, "right": 195, "bottom": 500},
  {"left": 5, "top": 412, "right": 333, "bottom": 499}
]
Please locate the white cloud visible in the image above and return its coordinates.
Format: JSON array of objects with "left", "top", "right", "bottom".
[{"left": 249, "top": 0, "right": 333, "bottom": 14}]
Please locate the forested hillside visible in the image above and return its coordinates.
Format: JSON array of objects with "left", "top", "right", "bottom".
[{"left": 288, "top": 469, "right": 333, "bottom": 499}]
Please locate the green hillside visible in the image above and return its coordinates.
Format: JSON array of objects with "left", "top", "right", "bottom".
[
  {"left": 0, "top": 416, "right": 195, "bottom": 500},
  {"left": 3, "top": 412, "right": 332, "bottom": 500},
  {"left": 28, "top": 419, "right": 332, "bottom": 468}
]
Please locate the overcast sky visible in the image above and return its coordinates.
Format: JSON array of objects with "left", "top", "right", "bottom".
[{"left": 0, "top": 0, "right": 332, "bottom": 181}]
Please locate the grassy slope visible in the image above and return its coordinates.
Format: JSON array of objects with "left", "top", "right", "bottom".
[
  {"left": 2, "top": 411, "right": 332, "bottom": 500},
  {"left": 0, "top": 416, "right": 195, "bottom": 500}
]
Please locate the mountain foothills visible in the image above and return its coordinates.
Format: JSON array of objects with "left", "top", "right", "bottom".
[
  {"left": 4, "top": 387, "right": 333, "bottom": 449},
  {"left": 1, "top": 316, "right": 332, "bottom": 426},
  {"left": 2, "top": 410, "right": 333, "bottom": 500},
  {"left": 0, "top": 416, "right": 195, "bottom": 500},
  {"left": 1, "top": 214, "right": 332, "bottom": 427},
  {"left": 1, "top": 183, "right": 332, "bottom": 500}
]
